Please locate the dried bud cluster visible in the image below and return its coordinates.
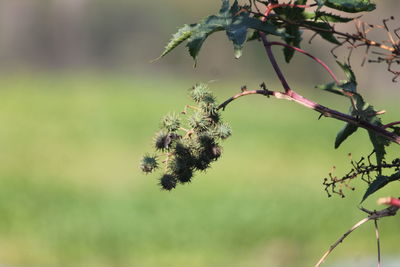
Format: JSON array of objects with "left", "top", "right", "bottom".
[{"left": 140, "top": 83, "right": 232, "bottom": 190}]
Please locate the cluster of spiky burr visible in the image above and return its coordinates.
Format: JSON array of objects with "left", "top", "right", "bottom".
[{"left": 140, "top": 83, "right": 232, "bottom": 190}]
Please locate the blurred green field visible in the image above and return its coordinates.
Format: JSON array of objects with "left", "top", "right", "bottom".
[{"left": 0, "top": 74, "right": 399, "bottom": 267}]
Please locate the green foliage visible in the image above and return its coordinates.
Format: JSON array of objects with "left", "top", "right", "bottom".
[
  {"left": 141, "top": 84, "right": 232, "bottom": 190},
  {"left": 140, "top": 155, "right": 159, "bottom": 174},
  {"left": 151, "top": 0, "right": 397, "bottom": 205},
  {"left": 321, "top": 0, "right": 376, "bottom": 13},
  {"left": 335, "top": 122, "right": 358, "bottom": 149},
  {"left": 162, "top": 113, "right": 181, "bottom": 132},
  {"left": 304, "top": 11, "right": 353, "bottom": 23},
  {"left": 157, "top": 0, "right": 286, "bottom": 64},
  {"left": 362, "top": 171, "right": 400, "bottom": 202}
]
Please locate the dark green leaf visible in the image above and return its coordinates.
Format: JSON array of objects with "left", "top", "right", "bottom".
[
  {"left": 336, "top": 61, "right": 357, "bottom": 83},
  {"left": 316, "top": 82, "right": 345, "bottom": 96},
  {"left": 335, "top": 122, "right": 358, "bottom": 148},
  {"left": 283, "top": 25, "right": 302, "bottom": 63},
  {"left": 367, "top": 116, "right": 390, "bottom": 165},
  {"left": 155, "top": 24, "right": 194, "bottom": 60},
  {"left": 361, "top": 175, "right": 389, "bottom": 202},
  {"left": 303, "top": 21, "right": 340, "bottom": 45},
  {"left": 362, "top": 171, "right": 400, "bottom": 202},
  {"left": 304, "top": 11, "right": 353, "bottom": 23},
  {"left": 158, "top": 0, "right": 288, "bottom": 64},
  {"left": 323, "top": 0, "right": 376, "bottom": 13}
]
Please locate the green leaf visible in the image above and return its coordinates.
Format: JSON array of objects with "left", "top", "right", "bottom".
[
  {"left": 316, "top": 82, "right": 345, "bottom": 96},
  {"left": 323, "top": 0, "right": 376, "bottom": 13},
  {"left": 362, "top": 171, "right": 400, "bottom": 202},
  {"left": 361, "top": 175, "right": 390, "bottom": 202},
  {"left": 335, "top": 122, "right": 358, "bottom": 148},
  {"left": 367, "top": 116, "right": 390, "bottom": 165},
  {"left": 155, "top": 24, "right": 194, "bottom": 61},
  {"left": 303, "top": 21, "right": 341, "bottom": 45},
  {"left": 283, "top": 25, "right": 302, "bottom": 62},
  {"left": 157, "top": 0, "right": 288, "bottom": 64},
  {"left": 336, "top": 61, "right": 356, "bottom": 83},
  {"left": 304, "top": 11, "right": 353, "bottom": 23}
]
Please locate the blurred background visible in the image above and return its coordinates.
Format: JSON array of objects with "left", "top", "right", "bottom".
[{"left": 0, "top": 0, "right": 399, "bottom": 266}]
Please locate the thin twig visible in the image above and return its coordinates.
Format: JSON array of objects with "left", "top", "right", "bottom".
[
  {"left": 315, "top": 217, "right": 370, "bottom": 267},
  {"left": 315, "top": 206, "right": 399, "bottom": 267},
  {"left": 268, "top": 41, "right": 340, "bottom": 84},
  {"left": 374, "top": 219, "right": 381, "bottom": 267}
]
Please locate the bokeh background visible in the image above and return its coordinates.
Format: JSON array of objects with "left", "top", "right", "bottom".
[{"left": 0, "top": 0, "right": 399, "bottom": 266}]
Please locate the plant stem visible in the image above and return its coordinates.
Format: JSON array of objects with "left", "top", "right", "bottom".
[
  {"left": 257, "top": 29, "right": 400, "bottom": 145},
  {"left": 315, "top": 206, "right": 399, "bottom": 267},
  {"left": 268, "top": 41, "right": 340, "bottom": 84}
]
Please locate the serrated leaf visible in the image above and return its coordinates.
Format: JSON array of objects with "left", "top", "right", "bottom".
[
  {"left": 335, "top": 122, "right": 358, "bottom": 148},
  {"left": 316, "top": 82, "right": 345, "bottom": 96},
  {"left": 157, "top": 0, "right": 288, "bottom": 64},
  {"left": 367, "top": 116, "right": 390, "bottom": 165},
  {"left": 361, "top": 171, "right": 400, "bottom": 202},
  {"left": 155, "top": 24, "right": 194, "bottom": 61},
  {"left": 303, "top": 21, "right": 341, "bottom": 45},
  {"left": 324, "top": 0, "right": 376, "bottom": 13},
  {"left": 361, "top": 175, "right": 389, "bottom": 202},
  {"left": 283, "top": 25, "right": 302, "bottom": 63},
  {"left": 304, "top": 11, "right": 353, "bottom": 22},
  {"left": 336, "top": 61, "right": 356, "bottom": 83}
]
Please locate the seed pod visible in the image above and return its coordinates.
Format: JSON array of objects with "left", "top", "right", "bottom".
[
  {"left": 154, "top": 131, "right": 181, "bottom": 151},
  {"left": 140, "top": 155, "right": 158, "bottom": 173},
  {"left": 213, "top": 123, "right": 232, "bottom": 140},
  {"left": 161, "top": 113, "right": 180, "bottom": 132},
  {"left": 197, "top": 133, "right": 216, "bottom": 150},
  {"left": 210, "top": 145, "right": 222, "bottom": 160},
  {"left": 190, "top": 83, "right": 213, "bottom": 103},
  {"left": 159, "top": 174, "right": 177, "bottom": 191},
  {"left": 154, "top": 130, "right": 171, "bottom": 151},
  {"left": 188, "top": 112, "right": 208, "bottom": 132},
  {"left": 192, "top": 151, "right": 212, "bottom": 171}
]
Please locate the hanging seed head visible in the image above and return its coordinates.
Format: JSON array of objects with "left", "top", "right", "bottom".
[
  {"left": 161, "top": 113, "right": 180, "bottom": 132},
  {"left": 190, "top": 83, "right": 213, "bottom": 103},
  {"left": 213, "top": 123, "right": 232, "bottom": 140},
  {"left": 154, "top": 130, "right": 172, "bottom": 151},
  {"left": 140, "top": 154, "right": 158, "bottom": 174},
  {"left": 159, "top": 174, "right": 177, "bottom": 191}
]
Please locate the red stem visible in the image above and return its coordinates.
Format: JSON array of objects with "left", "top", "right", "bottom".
[
  {"left": 383, "top": 121, "right": 400, "bottom": 129},
  {"left": 268, "top": 41, "right": 340, "bottom": 84}
]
